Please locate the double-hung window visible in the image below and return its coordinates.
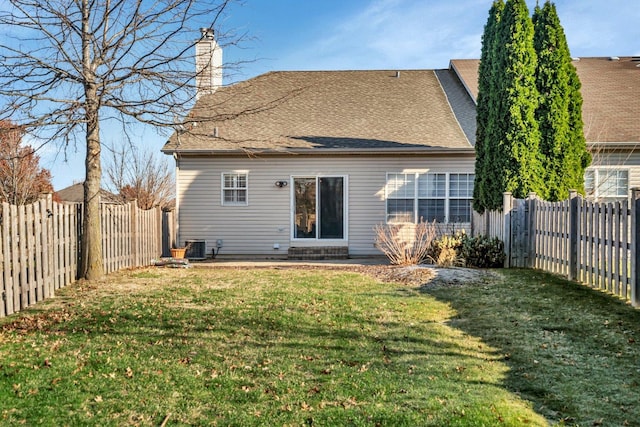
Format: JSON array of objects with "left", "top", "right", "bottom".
[
  {"left": 448, "top": 173, "right": 474, "bottom": 222},
  {"left": 222, "top": 172, "right": 248, "bottom": 206},
  {"left": 584, "top": 168, "right": 628, "bottom": 201},
  {"left": 418, "top": 173, "right": 446, "bottom": 222},
  {"left": 386, "top": 172, "right": 474, "bottom": 223},
  {"left": 386, "top": 173, "right": 416, "bottom": 223}
]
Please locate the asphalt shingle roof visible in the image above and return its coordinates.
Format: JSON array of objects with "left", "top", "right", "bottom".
[
  {"left": 55, "top": 182, "right": 121, "bottom": 204},
  {"left": 450, "top": 57, "right": 640, "bottom": 144},
  {"left": 162, "top": 70, "right": 475, "bottom": 154}
]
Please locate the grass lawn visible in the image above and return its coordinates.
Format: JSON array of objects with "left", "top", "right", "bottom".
[{"left": 0, "top": 265, "right": 638, "bottom": 426}]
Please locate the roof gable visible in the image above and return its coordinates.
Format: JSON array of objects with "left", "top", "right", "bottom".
[{"left": 163, "top": 70, "right": 474, "bottom": 154}]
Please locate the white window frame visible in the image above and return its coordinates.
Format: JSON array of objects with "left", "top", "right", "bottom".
[
  {"left": 221, "top": 171, "right": 248, "bottom": 206},
  {"left": 385, "top": 172, "right": 416, "bottom": 223},
  {"left": 385, "top": 172, "right": 474, "bottom": 224},
  {"left": 584, "top": 167, "right": 629, "bottom": 201},
  {"left": 448, "top": 173, "right": 475, "bottom": 223},
  {"left": 418, "top": 173, "right": 447, "bottom": 223}
]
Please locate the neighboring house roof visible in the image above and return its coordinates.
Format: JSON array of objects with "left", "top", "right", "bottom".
[
  {"left": 56, "top": 182, "right": 121, "bottom": 204},
  {"left": 450, "top": 56, "right": 640, "bottom": 145},
  {"left": 162, "top": 70, "right": 476, "bottom": 155}
]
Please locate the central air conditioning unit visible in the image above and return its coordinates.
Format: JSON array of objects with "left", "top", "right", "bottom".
[{"left": 185, "top": 240, "right": 207, "bottom": 260}]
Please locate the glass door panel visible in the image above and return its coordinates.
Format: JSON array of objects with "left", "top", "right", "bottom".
[
  {"left": 294, "top": 178, "right": 316, "bottom": 239},
  {"left": 319, "top": 177, "right": 344, "bottom": 239}
]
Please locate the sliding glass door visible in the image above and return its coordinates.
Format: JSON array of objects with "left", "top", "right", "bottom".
[{"left": 294, "top": 176, "right": 345, "bottom": 240}]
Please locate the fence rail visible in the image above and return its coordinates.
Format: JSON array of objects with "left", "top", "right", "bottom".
[
  {"left": 472, "top": 190, "right": 640, "bottom": 306},
  {"left": 1, "top": 195, "right": 174, "bottom": 317}
]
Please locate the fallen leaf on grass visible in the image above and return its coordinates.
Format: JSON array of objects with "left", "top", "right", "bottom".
[
  {"left": 341, "top": 397, "right": 359, "bottom": 409},
  {"left": 307, "top": 386, "right": 321, "bottom": 395}
]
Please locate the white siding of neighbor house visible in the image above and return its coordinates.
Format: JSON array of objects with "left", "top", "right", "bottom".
[
  {"left": 589, "top": 150, "right": 640, "bottom": 193},
  {"left": 175, "top": 155, "right": 475, "bottom": 256}
]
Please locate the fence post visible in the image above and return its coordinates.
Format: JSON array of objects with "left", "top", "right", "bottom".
[
  {"left": 156, "top": 206, "right": 163, "bottom": 260},
  {"left": 525, "top": 193, "right": 537, "bottom": 269},
  {"left": 503, "top": 192, "right": 513, "bottom": 268},
  {"left": 631, "top": 188, "right": 640, "bottom": 307},
  {"left": 568, "top": 190, "right": 579, "bottom": 281}
]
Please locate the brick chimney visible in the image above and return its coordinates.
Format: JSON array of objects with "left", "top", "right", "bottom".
[{"left": 195, "top": 28, "right": 222, "bottom": 99}]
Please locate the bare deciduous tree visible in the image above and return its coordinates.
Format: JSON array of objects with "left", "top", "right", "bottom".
[
  {"left": 0, "top": 120, "right": 54, "bottom": 205},
  {"left": 0, "top": 0, "right": 240, "bottom": 279},
  {"left": 104, "top": 144, "right": 174, "bottom": 210}
]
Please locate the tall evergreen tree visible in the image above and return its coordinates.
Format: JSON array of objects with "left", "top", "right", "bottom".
[
  {"left": 475, "top": 0, "right": 544, "bottom": 211},
  {"left": 533, "top": 1, "right": 590, "bottom": 201},
  {"left": 473, "top": 0, "right": 504, "bottom": 214}
]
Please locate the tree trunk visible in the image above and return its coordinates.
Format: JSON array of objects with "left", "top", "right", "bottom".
[
  {"left": 78, "top": 0, "right": 103, "bottom": 280},
  {"left": 79, "top": 103, "right": 104, "bottom": 280}
]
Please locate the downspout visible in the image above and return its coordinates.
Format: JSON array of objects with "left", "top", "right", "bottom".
[{"left": 173, "top": 152, "right": 180, "bottom": 249}]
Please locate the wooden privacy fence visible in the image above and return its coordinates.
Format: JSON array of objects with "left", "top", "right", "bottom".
[
  {"left": 101, "top": 202, "right": 165, "bottom": 274},
  {"left": 472, "top": 190, "right": 640, "bottom": 307},
  {"left": 1, "top": 195, "right": 174, "bottom": 317}
]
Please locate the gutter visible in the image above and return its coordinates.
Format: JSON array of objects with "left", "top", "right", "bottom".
[
  {"left": 587, "top": 142, "right": 640, "bottom": 151},
  {"left": 160, "top": 146, "right": 476, "bottom": 157}
]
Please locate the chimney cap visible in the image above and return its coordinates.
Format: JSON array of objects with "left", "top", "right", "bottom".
[{"left": 200, "top": 28, "right": 214, "bottom": 39}]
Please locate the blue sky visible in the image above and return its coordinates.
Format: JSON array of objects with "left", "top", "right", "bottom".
[{"left": 45, "top": 0, "right": 640, "bottom": 190}]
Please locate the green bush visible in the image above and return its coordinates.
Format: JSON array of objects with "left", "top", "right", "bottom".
[{"left": 460, "top": 234, "right": 505, "bottom": 268}]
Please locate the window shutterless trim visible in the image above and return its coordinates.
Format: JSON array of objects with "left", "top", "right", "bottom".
[
  {"left": 221, "top": 171, "right": 249, "bottom": 206},
  {"left": 584, "top": 167, "right": 630, "bottom": 200}
]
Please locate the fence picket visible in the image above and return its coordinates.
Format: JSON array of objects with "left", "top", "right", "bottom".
[
  {"left": 41, "top": 197, "right": 52, "bottom": 299},
  {"left": 622, "top": 200, "right": 629, "bottom": 299},
  {"left": 581, "top": 198, "right": 588, "bottom": 283},
  {"left": 1, "top": 202, "right": 9, "bottom": 316},
  {"left": 33, "top": 201, "right": 43, "bottom": 302},
  {"left": 611, "top": 202, "right": 622, "bottom": 295},
  {"left": 0, "top": 204, "right": 3, "bottom": 317}
]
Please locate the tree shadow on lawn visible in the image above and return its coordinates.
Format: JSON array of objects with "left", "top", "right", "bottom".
[{"left": 421, "top": 268, "right": 640, "bottom": 426}]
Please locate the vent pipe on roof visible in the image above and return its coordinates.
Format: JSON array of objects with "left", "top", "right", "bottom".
[
  {"left": 195, "top": 28, "right": 223, "bottom": 100},
  {"left": 395, "top": 71, "right": 400, "bottom": 78}
]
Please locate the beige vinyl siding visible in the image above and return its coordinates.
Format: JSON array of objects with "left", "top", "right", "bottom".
[
  {"left": 176, "top": 155, "right": 475, "bottom": 256},
  {"left": 590, "top": 150, "right": 640, "bottom": 193}
]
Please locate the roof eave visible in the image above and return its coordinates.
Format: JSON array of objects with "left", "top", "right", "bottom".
[
  {"left": 588, "top": 141, "right": 640, "bottom": 151},
  {"left": 162, "top": 146, "right": 476, "bottom": 157}
]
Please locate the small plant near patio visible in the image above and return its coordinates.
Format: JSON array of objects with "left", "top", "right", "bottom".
[
  {"left": 430, "top": 233, "right": 465, "bottom": 267},
  {"left": 373, "top": 221, "right": 437, "bottom": 265}
]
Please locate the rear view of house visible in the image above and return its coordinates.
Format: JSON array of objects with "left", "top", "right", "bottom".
[{"left": 161, "top": 32, "right": 476, "bottom": 258}]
